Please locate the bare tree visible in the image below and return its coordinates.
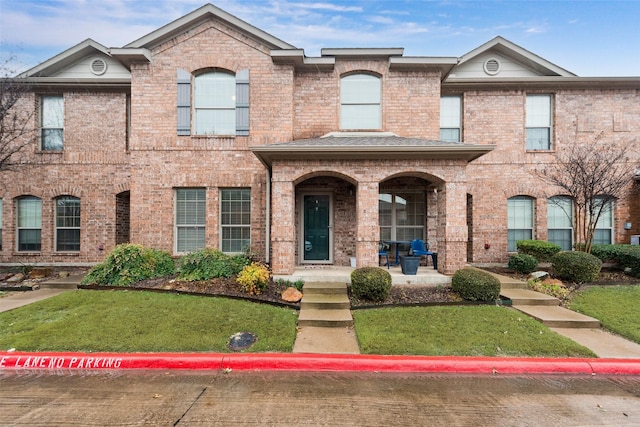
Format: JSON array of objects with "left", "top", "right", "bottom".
[
  {"left": 0, "top": 56, "right": 35, "bottom": 172},
  {"left": 538, "top": 132, "right": 634, "bottom": 253}
]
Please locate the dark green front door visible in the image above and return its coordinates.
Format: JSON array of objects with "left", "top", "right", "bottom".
[{"left": 303, "top": 195, "right": 331, "bottom": 261}]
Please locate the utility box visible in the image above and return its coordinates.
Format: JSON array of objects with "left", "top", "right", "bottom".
[{"left": 631, "top": 235, "right": 640, "bottom": 245}]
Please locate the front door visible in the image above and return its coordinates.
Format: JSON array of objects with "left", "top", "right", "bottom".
[{"left": 302, "top": 194, "right": 332, "bottom": 262}]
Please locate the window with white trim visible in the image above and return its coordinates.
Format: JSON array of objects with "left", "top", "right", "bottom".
[
  {"left": 340, "top": 73, "right": 381, "bottom": 130},
  {"left": 592, "top": 197, "right": 613, "bottom": 245},
  {"left": 55, "top": 196, "right": 81, "bottom": 251},
  {"left": 17, "top": 196, "right": 42, "bottom": 251},
  {"left": 440, "top": 96, "right": 462, "bottom": 142},
  {"left": 220, "top": 189, "right": 251, "bottom": 253},
  {"left": 175, "top": 188, "right": 206, "bottom": 253},
  {"left": 526, "top": 94, "right": 552, "bottom": 150},
  {"left": 41, "top": 95, "right": 64, "bottom": 150},
  {"left": 548, "top": 196, "right": 573, "bottom": 251},
  {"left": 379, "top": 192, "right": 425, "bottom": 242},
  {"left": 508, "top": 196, "right": 534, "bottom": 251},
  {"left": 194, "top": 71, "right": 236, "bottom": 135}
]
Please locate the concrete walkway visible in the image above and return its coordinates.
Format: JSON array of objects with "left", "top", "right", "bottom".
[{"left": 0, "top": 274, "right": 84, "bottom": 313}]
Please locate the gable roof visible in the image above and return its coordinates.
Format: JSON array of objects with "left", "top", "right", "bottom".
[
  {"left": 19, "top": 39, "right": 110, "bottom": 78},
  {"left": 124, "top": 3, "right": 296, "bottom": 51},
  {"left": 455, "top": 36, "right": 576, "bottom": 77}
]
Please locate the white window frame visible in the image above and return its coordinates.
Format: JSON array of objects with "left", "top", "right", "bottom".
[
  {"left": 592, "top": 196, "right": 613, "bottom": 245},
  {"left": 379, "top": 191, "right": 426, "bottom": 242},
  {"left": 526, "top": 94, "right": 552, "bottom": 150},
  {"left": 55, "top": 196, "right": 81, "bottom": 252},
  {"left": 547, "top": 196, "right": 573, "bottom": 251},
  {"left": 440, "top": 95, "right": 462, "bottom": 142},
  {"left": 220, "top": 188, "right": 251, "bottom": 253},
  {"left": 508, "top": 196, "right": 534, "bottom": 252},
  {"left": 194, "top": 71, "right": 236, "bottom": 135},
  {"left": 17, "top": 196, "right": 42, "bottom": 252},
  {"left": 41, "top": 95, "right": 64, "bottom": 151},
  {"left": 340, "top": 73, "right": 381, "bottom": 130},
  {"left": 174, "top": 188, "right": 206, "bottom": 254}
]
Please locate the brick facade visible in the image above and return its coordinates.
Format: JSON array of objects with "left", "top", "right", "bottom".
[{"left": 3, "top": 5, "right": 639, "bottom": 275}]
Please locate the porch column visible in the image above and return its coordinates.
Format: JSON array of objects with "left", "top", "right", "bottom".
[
  {"left": 356, "top": 181, "right": 379, "bottom": 268},
  {"left": 439, "top": 180, "right": 468, "bottom": 274},
  {"left": 270, "top": 178, "right": 296, "bottom": 275}
]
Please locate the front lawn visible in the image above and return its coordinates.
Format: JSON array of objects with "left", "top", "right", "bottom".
[
  {"left": 0, "top": 290, "right": 298, "bottom": 353},
  {"left": 569, "top": 285, "right": 640, "bottom": 344},
  {"left": 353, "top": 305, "right": 595, "bottom": 357}
]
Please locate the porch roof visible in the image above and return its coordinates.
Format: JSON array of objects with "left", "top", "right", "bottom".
[{"left": 251, "top": 133, "right": 495, "bottom": 168}]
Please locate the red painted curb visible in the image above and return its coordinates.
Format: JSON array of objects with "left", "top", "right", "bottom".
[{"left": 1, "top": 352, "right": 640, "bottom": 375}]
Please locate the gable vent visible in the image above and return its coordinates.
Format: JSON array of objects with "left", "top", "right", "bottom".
[
  {"left": 90, "top": 58, "right": 107, "bottom": 75},
  {"left": 483, "top": 58, "right": 501, "bottom": 76}
]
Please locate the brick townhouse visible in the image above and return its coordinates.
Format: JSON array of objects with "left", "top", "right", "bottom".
[{"left": 2, "top": 3, "right": 639, "bottom": 275}]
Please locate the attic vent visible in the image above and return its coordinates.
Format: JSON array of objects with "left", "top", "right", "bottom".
[
  {"left": 90, "top": 58, "right": 107, "bottom": 76},
  {"left": 483, "top": 58, "right": 501, "bottom": 76}
]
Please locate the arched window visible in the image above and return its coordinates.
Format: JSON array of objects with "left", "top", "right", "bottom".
[
  {"left": 340, "top": 73, "right": 381, "bottom": 130},
  {"left": 507, "top": 196, "right": 534, "bottom": 252},
  {"left": 55, "top": 196, "right": 81, "bottom": 251},
  {"left": 548, "top": 196, "right": 573, "bottom": 250},
  {"left": 17, "top": 196, "right": 42, "bottom": 251}
]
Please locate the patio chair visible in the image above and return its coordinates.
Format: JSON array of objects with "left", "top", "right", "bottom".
[
  {"left": 410, "top": 239, "right": 433, "bottom": 267},
  {"left": 378, "top": 241, "right": 390, "bottom": 269}
]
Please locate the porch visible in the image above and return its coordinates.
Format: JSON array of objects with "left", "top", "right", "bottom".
[{"left": 273, "top": 265, "right": 451, "bottom": 286}]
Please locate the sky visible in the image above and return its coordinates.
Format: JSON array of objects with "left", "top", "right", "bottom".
[{"left": 1, "top": 0, "right": 639, "bottom": 77}]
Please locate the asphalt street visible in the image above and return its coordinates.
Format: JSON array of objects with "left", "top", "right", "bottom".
[{"left": 2, "top": 370, "right": 640, "bottom": 426}]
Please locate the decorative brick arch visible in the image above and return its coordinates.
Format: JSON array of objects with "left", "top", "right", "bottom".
[
  {"left": 46, "top": 184, "right": 84, "bottom": 199},
  {"left": 292, "top": 170, "right": 358, "bottom": 186}
]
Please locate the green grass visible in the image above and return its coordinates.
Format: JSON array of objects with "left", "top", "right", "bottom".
[
  {"left": 0, "top": 290, "right": 298, "bottom": 353},
  {"left": 569, "top": 285, "right": 640, "bottom": 344},
  {"left": 353, "top": 306, "right": 595, "bottom": 357}
]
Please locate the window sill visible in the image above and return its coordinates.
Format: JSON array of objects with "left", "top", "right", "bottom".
[
  {"left": 13, "top": 252, "right": 41, "bottom": 256},
  {"left": 36, "top": 150, "right": 64, "bottom": 154},
  {"left": 191, "top": 134, "right": 237, "bottom": 139},
  {"left": 52, "top": 252, "right": 80, "bottom": 257}
]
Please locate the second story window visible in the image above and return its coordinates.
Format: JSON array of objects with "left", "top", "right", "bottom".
[
  {"left": 194, "top": 71, "right": 236, "bottom": 135},
  {"left": 526, "top": 94, "right": 552, "bottom": 150},
  {"left": 177, "top": 69, "right": 249, "bottom": 137},
  {"left": 340, "top": 73, "right": 381, "bottom": 130},
  {"left": 440, "top": 96, "right": 462, "bottom": 142},
  {"left": 41, "top": 95, "right": 64, "bottom": 151}
]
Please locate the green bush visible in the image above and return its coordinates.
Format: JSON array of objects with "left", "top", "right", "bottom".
[
  {"left": 551, "top": 251, "right": 602, "bottom": 284},
  {"left": 81, "top": 244, "right": 175, "bottom": 286},
  {"left": 516, "top": 240, "right": 561, "bottom": 262},
  {"left": 508, "top": 253, "right": 538, "bottom": 274},
  {"left": 350, "top": 267, "right": 392, "bottom": 302},
  {"left": 451, "top": 268, "right": 501, "bottom": 302},
  {"left": 616, "top": 246, "right": 640, "bottom": 278},
  {"left": 178, "top": 248, "right": 250, "bottom": 281}
]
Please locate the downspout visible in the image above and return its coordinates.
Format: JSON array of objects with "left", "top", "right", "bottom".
[{"left": 265, "top": 168, "right": 271, "bottom": 264}]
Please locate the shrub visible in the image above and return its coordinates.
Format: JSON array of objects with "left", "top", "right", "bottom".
[
  {"left": 528, "top": 279, "right": 573, "bottom": 301},
  {"left": 350, "top": 267, "right": 392, "bottom": 302},
  {"left": 508, "top": 253, "right": 538, "bottom": 274},
  {"left": 616, "top": 246, "right": 640, "bottom": 278},
  {"left": 451, "top": 268, "right": 500, "bottom": 302},
  {"left": 551, "top": 251, "right": 602, "bottom": 284},
  {"left": 81, "top": 244, "right": 175, "bottom": 286},
  {"left": 237, "top": 262, "right": 270, "bottom": 295},
  {"left": 516, "top": 240, "right": 561, "bottom": 262},
  {"left": 178, "top": 248, "right": 250, "bottom": 281}
]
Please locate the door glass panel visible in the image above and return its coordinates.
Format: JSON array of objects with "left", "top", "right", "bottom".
[{"left": 304, "top": 195, "right": 330, "bottom": 261}]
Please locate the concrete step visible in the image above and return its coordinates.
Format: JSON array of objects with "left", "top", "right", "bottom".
[
  {"left": 303, "top": 282, "right": 348, "bottom": 295},
  {"left": 500, "top": 289, "right": 560, "bottom": 306},
  {"left": 469, "top": 267, "right": 528, "bottom": 290},
  {"left": 298, "top": 308, "right": 353, "bottom": 327},
  {"left": 301, "top": 293, "right": 350, "bottom": 310},
  {"left": 39, "top": 274, "right": 84, "bottom": 289},
  {"left": 293, "top": 326, "right": 360, "bottom": 354},
  {"left": 513, "top": 305, "right": 600, "bottom": 329}
]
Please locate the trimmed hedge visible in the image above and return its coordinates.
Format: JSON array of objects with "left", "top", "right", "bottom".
[
  {"left": 451, "top": 268, "right": 501, "bottom": 302},
  {"left": 591, "top": 244, "right": 640, "bottom": 278},
  {"left": 350, "top": 267, "right": 392, "bottom": 302},
  {"left": 551, "top": 251, "right": 602, "bottom": 284},
  {"left": 516, "top": 240, "right": 561, "bottom": 262},
  {"left": 508, "top": 253, "right": 538, "bottom": 274}
]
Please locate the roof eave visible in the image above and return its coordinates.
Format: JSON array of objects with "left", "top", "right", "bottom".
[
  {"left": 251, "top": 144, "right": 496, "bottom": 169},
  {"left": 443, "top": 76, "right": 640, "bottom": 90},
  {"left": 108, "top": 48, "right": 152, "bottom": 68}
]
